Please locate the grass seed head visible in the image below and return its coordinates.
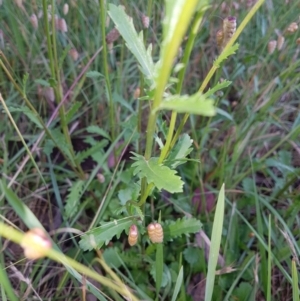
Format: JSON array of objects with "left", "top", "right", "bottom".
[
  {"left": 277, "top": 35, "right": 285, "bottom": 50},
  {"left": 58, "top": 18, "right": 68, "bottom": 32},
  {"left": 63, "top": 3, "right": 69, "bottom": 15},
  {"left": 268, "top": 40, "right": 277, "bottom": 54},
  {"left": 147, "top": 222, "right": 163, "bottom": 243},
  {"left": 141, "top": 14, "right": 150, "bottom": 29},
  {"left": 133, "top": 87, "right": 140, "bottom": 99},
  {"left": 216, "top": 29, "right": 224, "bottom": 50},
  {"left": 106, "top": 28, "right": 120, "bottom": 44},
  {"left": 69, "top": 48, "right": 79, "bottom": 61},
  {"left": 128, "top": 224, "right": 138, "bottom": 246},
  {"left": 286, "top": 22, "right": 298, "bottom": 34},
  {"left": 30, "top": 14, "right": 38, "bottom": 29}
]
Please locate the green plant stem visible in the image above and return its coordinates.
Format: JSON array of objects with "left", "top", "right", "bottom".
[
  {"left": 170, "top": 0, "right": 266, "bottom": 151},
  {"left": 159, "top": 5, "right": 207, "bottom": 164},
  {"left": 0, "top": 222, "right": 139, "bottom": 301},
  {"left": 0, "top": 60, "right": 82, "bottom": 178},
  {"left": 42, "top": 0, "right": 84, "bottom": 177},
  {"left": 99, "top": 0, "right": 116, "bottom": 145}
]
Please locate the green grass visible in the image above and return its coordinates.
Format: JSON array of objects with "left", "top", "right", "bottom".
[{"left": 0, "top": 0, "right": 299, "bottom": 300}]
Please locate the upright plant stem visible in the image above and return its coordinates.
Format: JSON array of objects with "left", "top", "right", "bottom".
[
  {"left": 159, "top": 5, "right": 206, "bottom": 163},
  {"left": 170, "top": 0, "right": 266, "bottom": 150},
  {"left": 99, "top": 0, "right": 116, "bottom": 144},
  {"left": 42, "top": 0, "right": 84, "bottom": 177}
]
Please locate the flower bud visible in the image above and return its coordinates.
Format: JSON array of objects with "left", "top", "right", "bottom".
[
  {"left": 21, "top": 228, "right": 52, "bottom": 260},
  {"left": 128, "top": 225, "right": 138, "bottom": 246},
  {"left": 147, "top": 222, "right": 163, "bottom": 243}
]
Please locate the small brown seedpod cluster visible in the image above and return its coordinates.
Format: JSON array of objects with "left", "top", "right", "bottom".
[
  {"left": 216, "top": 29, "right": 224, "bottom": 50},
  {"left": 296, "top": 38, "right": 300, "bottom": 45},
  {"left": 21, "top": 228, "right": 52, "bottom": 260},
  {"left": 286, "top": 22, "right": 298, "bottom": 34},
  {"left": 106, "top": 28, "right": 120, "bottom": 44},
  {"left": 30, "top": 14, "right": 38, "bottom": 29},
  {"left": 63, "top": 3, "right": 69, "bottom": 15},
  {"left": 69, "top": 48, "right": 79, "bottom": 61},
  {"left": 128, "top": 224, "right": 138, "bottom": 246},
  {"left": 222, "top": 16, "right": 236, "bottom": 47},
  {"left": 57, "top": 18, "right": 68, "bottom": 33},
  {"left": 216, "top": 16, "right": 237, "bottom": 51},
  {"left": 141, "top": 14, "right": 150, "bottom": 29},
  {"left": 147, "top": 222, "right": 163, "bottom": 243},
  {"left": 43, "top": 87, "right": 55, "bottom": 103},
  {"left": 277, "top": 35, "right": 285, "bottom": 50},
  {"left": 97, "top": 173, "right": 105, "bottom": 183},
  {"left": 133, "top": 87, "right": 140, "bottom": 99},
  {"left": 268, "top": 40, "right": 277, "bottom": 54}
]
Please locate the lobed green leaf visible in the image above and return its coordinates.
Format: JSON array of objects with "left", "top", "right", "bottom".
[
  {"left": 131, "top": 152, "right": 184, "bottom": 193},
  {"left": 156, "top": 93, "right": 215, "bottom": 116},
  {"left": 79, "top": 218, "right": 133, "bottom": 251}
]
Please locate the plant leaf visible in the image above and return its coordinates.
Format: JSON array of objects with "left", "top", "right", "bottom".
[
  {"left": 118, "top": 183, "right": 141, "bottom": 205},
  {"left": 76, "top": 140, "right": 108, "bottom": 164},
  {"left": 205, "top": 184, "right": 225, "bottom": 301},
  {"left": 79, "top": 218, "right": 133, "bottom": 251},
  {"left": 43, "top": 128, "right": 75, "bottom": 165},
  {"left": 214, "top": 43, "right": 239, "bottom": 67},
  {"left": 87, "top": 125, "right": 111, "bottom": 140},
  {"left": 65, "top": 101, "right": 82, "bottom": 124},
  {"left": 108, "top": 4, "right": 155, "bottom": 83},
  {"left": 171, "top": 266, "right": 183, "bottom": 301},
  {"left": 164, "top": 217, "right": 202, "bottom": 241},
  {"left": 86, "top": 70, "right": 103, "bottom": 78},
  {"left": 166, "top": 134, "right": 193, "bottom": 168},
  {"left": 64, "top": 180, "right": 85, "bottom": 219},
  {"left": 157, "top": 93, "right": 215, "bottom": 116},
  {"left": 203, "top": 80, "right": 232, "bottom": 98},
  {"left": 6, "top": 106, "right": 43, "bottom": 128},
  {"left": 131, "top": 152, "right": 183, "bottom": 193}
]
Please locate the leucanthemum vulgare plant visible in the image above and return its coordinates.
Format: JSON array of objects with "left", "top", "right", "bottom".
[
  {"left": 77, "top": 0, "right": 266, "bottom": 300},
  {"left": 0, "top": 0, "right": 268, "bottom": 300}
]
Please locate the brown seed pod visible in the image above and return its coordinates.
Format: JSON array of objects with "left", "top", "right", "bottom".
[
  {"left": 147, "top": 222, "right": 163, "bottom": 243},
  {"left": 21, "top": 228, "right": 52, "bottom": 260},
  {"left": 277, "top": 35, "right": 285, "bottom": 50},
  {"left": 222, "top": 16, "right": 236, "bottom": 49},
  {"left": 268, "top": 40, "right": 277, "bottom": 54},
  {"left": 106, "top": 28, "right": 120, "bottom": 44},
  {"left": 141, "top": 14, "right": 150, "bottom": 29},
  {"left": 30, "top": 14, "right": 38, "bottom": 29},
  {"left": 128, "top": 224, "right": 138, "bottom": 246},
  {"left": 286, "top": 22, "right": 298, "bottom": 34},
  {"left": 216, "top": 29, "right": 224, "bottom": 50}
]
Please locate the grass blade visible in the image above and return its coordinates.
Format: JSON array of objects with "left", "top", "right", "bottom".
[
  {"left": 204, "top": 184, "right": 225, "bottom": 301},
  {"left": 171, "top": 266, "right": 183, "bottom": 301},
  {"left": 292, "top": 259, "right": 299, "bottom": 301}
]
